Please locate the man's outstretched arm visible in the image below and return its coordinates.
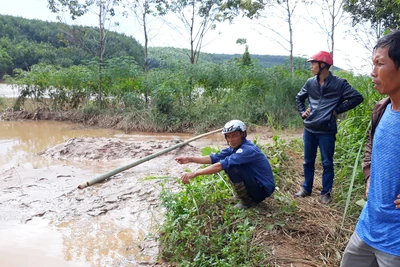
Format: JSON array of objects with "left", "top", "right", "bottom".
[{"left": 176, "top": 155, "right": 211, "bottom": 165}]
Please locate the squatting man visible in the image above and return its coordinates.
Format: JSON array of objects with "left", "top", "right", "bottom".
[{"left": 175, "top": 120, "right": 275, "bottom": 210}]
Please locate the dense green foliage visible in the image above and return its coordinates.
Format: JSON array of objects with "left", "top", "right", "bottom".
[
  {"left": 159, "top": 172, "right": 265, "bottom": 266},
  {"left": 344, "top": 0, "right": 400, "bottom": 30},
  {"left": 6, "top": 54, "right": 310, "bottom": 131},
  {"left": 149, "top": 46, "right": 308, "bottom": 69},
  {"left": 3, "top": 14, "right": 311, "bottom": 131},
  {"left": 0, "top": 14, "right": 144, "bottom": 77},
  {"left": 0, "top": 14, "right": 305, "bottom": 79},
  {"left": 334, "top": 72, "right": 383, "bottom": 215}
]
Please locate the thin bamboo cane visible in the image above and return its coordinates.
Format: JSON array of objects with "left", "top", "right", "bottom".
[{"left": 77, "top": 128, "right": 223, "bottom": 189}]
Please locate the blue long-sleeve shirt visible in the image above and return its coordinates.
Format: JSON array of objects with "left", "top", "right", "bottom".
[{"left": 210, "top": 139, "right": 275, "bottom": 196}]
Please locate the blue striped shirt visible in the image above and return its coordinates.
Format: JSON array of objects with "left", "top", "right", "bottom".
[{"left": 356, "top": 103, "right": 400, "bottom": 256}]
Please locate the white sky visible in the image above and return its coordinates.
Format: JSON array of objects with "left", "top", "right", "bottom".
[{"left": 0, "top": 0, "right": 374, "bottom": 75}]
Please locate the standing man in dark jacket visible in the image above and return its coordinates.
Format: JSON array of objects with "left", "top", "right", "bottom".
[
  {"left": 295, "top": 51, "right": 364, "bottom": 204},
  {"left": 340, "top": 30, "right": 400, "bottom": 267}
]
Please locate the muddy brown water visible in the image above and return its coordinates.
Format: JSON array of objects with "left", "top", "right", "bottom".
[{"left": 0, "top": 120, "right": 229, "bottom": 267}]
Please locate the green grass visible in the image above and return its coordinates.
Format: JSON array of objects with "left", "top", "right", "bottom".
[{"left": 157, "top": 138, "right": 299, "bottom": 266}]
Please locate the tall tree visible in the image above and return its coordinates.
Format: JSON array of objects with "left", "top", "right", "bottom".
[
  {"left": 123, "top": 0, "right": 161, "bottom": 73},
  {"left": 48, "top": 0, "right": 121, "bottom": 104},
  {"left": 122, "top": 0, "right": 162, "bottom": 105},
  {"left": 236, "top": 38, "right": 252, "bottom": 67},
  {"left": 343, "top": 0, "right": 400, "bottom": 69},
  {"left": 157, "top": 0, "right": 224, "bottom": 64},
  {"left": 251, "top": 0, "right": 300, "bottom": 79},
  {"left": 306, "top": 0, "right": 347, "bottom": 71},
  {"left": 345, "top": 19, "right": 384, "bottom": 70},
  {"left": 241, "top": 45, "right": 252, "bottom": 66},
  {"left": 0, "top": 48, "right": 13, "bottom": 78},
  {"left": 152, "top": 0, "right": 265, "bottom": 65},
  {"left": 344, "top": 0, "right": 400, "bottom": 31}
]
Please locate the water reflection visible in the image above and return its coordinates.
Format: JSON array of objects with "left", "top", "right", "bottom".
[
  {"left": 57, "top": 216, "right": 154, "bottom": 266},
  {"left": 0, "top": 218, "right": 90, "bottom": 267},
  {"left": 0, "top": 121, "right": 124, "bottom": 172}
]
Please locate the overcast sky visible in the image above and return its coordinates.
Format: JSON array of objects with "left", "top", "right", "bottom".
[{"left": 0, "top": 0, "right": 374, "bottom": 75}]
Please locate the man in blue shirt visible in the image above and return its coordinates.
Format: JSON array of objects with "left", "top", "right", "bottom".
[
  {"left": 175, "top": 120, "right": 275, "bottom": 209},
  {"left": 340, "top": 30, "right": 400, "bottom": 266}
]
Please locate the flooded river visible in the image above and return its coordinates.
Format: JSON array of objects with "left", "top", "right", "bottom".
[{"left": 0, "top": 120, "right": 228, "bottom": 267}]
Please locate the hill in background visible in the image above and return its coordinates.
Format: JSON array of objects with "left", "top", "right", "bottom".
[
  {"left": 0, "top": 14, "right": 144, "bottom": 77},
  {"left": 0, "top": 14, "right": 312, "bottom": 79},
  {"left": 148, "top": 46, "right": 297, "bottom": 69}
]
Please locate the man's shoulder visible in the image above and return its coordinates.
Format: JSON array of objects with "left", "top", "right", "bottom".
[
  {"left": 374, "top": 97, "right": 391, "bottom": 111},
  {"left": 329, "top": 73, "right": 346, "bottom": 83},
  {"left": 302, "top": 76, "right": 317, "bottom": 89},
  {"left": 377, "top": 97, "right": 390, "bottom": 105},
  {"left": 306, "top": 76, "right": 317, "bottom": 83},
  {"left": 240, "top": 140, "right": 264, "bottom": 153},
  {"left": 239, "top": 140, "right": 256, "bottom": 149}
]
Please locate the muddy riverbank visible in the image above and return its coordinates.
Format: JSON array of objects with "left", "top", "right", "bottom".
[
  {"left": 1, "top": 120, "right": 300, "bottom": 266},
  {"left": 0, "top": 120, "right": 222, "bottom": 266}
]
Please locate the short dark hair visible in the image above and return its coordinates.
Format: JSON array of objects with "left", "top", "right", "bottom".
[{"left": 374, "top": 29, "right": 400, "bottom": 69}]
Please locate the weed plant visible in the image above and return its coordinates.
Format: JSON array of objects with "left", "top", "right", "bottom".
[
  {"left": 334, "top": 72, "right": 383, "bottom": 224},
  {"left": 158, "top": 146, "right": 267, "bottom": 266},
  {"left": 158, "top": 138, "right": 301, "bottom": 266}
]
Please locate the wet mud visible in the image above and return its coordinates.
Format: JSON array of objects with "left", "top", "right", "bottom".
[
  {"left": 0, "top": 120, "right": 302, "bottom": 266},
  {"left": 0, "top": 120, "right": 227, "bottom": 267}
]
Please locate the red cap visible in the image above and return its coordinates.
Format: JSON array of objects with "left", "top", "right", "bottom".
[{"left": 307, "top": 51, "right": 333, "bottom": 65}]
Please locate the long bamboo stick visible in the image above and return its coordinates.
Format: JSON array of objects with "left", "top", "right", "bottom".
[{"left": 77, "top": 128, "right": 223, "bottom": 189}]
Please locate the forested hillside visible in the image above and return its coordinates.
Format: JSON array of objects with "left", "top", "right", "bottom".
[
  {"left": 148, "top": 46, "right": 297, "bottom": 69},
  {"left": 0, "top": 14, "right": 144, "bottom": 77},
  {"left": 0, "top": 15, "right": 296, "bottom": 79}
]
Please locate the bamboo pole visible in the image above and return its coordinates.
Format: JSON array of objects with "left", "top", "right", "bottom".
[{"left": 77, "top": 128, "right": 223, "bottom": 189}]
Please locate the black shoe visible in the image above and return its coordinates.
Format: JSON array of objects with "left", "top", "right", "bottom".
[
  {"left": 294, "top": 188, "right": 311, "bottom": 197},
  {"left": 233, "top": 200, "right": 258, "bottom": 210},
  {"left": 321, "top": 194, "right": 332, "bottom": 204}
]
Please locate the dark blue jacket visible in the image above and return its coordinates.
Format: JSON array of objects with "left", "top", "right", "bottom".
[
  {"left": 210, "top": 139, "right": 275, "bottom": 196},
  {"left": 296, "top": 72, "right": 364, "bottom": 134}
]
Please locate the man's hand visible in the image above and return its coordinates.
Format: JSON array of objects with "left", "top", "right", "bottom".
[
  {"left": 333, "top": 110, "right": 338, "bottom": 119},
  {"left": 395, "top": 194, "right": 400, "bottom": 209},
  {"left": 302, "top": 108, "right": 311, "bottom": 119},
  {"left": 181, "top": 172, "right": 197, "bottom": 184},
  {"left": 176, "top": 156, "right": 190, "bottom": 164}
]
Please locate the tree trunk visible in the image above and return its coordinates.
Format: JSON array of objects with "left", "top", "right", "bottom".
[
  {"left": 287, "top": 0, "right": 295, "bottom": 80},
  {"left": 330, "top": 0, "right": 335, "bottom": 73},
  {"left": 98, "top": 3, "right": 105, "bottom": 105},
  {"left": 143, "top": 8, "right": 149, "bottom": 105}
]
